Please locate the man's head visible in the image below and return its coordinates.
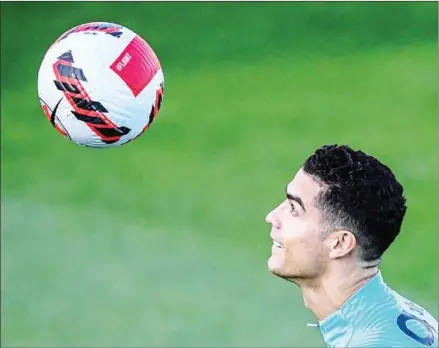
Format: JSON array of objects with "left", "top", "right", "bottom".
[{"left": 266, "top": 144, "right": 407, "bottom": 283}]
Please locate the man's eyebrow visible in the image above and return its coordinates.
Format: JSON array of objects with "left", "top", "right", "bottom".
[{"left": 286, "top": 193, "right": 306, "bottom": 212}]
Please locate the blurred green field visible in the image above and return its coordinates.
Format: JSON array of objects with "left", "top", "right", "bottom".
[{"left": 1, "top": 2, "right": 438, "bottom": 347}]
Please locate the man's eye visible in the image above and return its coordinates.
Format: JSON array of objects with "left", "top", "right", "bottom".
[{"left": 290, "top": 203, "right": 296, "bottom": 213}]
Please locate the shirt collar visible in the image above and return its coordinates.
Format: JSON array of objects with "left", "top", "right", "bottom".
[{"left": 318, "top": 271, "right": 390, "bottom": 347}]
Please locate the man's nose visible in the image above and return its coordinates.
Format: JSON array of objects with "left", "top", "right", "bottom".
[{"left": 266, "top": 208, "right": 281, "bottom": 229}]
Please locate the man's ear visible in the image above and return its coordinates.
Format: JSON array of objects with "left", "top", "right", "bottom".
[{"left": 327, "top": 230, "right": 357, "bottom": 259}]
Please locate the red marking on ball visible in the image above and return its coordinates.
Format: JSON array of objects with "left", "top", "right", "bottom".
[{"left": 110, "top": 36, "right": 161, "bottom": 97}]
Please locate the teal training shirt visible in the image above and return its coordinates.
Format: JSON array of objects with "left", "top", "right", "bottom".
[{"left": 318, "top": 272, "right": 438, "bottom": 347}]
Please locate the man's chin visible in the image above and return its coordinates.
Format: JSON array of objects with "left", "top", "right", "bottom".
[
  {"left": 268, "top": 257, "right": 288, "bottom": 278},
  {"left": 267, "top": 258, "right": 302, "bottom": 285}
]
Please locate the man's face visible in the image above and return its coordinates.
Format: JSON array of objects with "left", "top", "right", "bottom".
[{"left": 266, "top": 168, "right": 330, "bottom": 282}]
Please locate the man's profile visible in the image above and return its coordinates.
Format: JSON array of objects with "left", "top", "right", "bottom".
[{"left": 266, "top": 144, "right": 438, "bottom": 347}]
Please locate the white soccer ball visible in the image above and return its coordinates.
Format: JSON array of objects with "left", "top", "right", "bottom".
[{"left": 37, "top": 22, "right": 164, "bottom": 147}]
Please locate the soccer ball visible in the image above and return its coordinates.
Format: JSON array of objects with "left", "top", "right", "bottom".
[{"left": 37, "top": 22, "right": 164, "bottom": 147}]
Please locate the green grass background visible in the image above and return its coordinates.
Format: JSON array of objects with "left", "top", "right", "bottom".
[{"left": 1, "top": 2, "right": 438, "bottom": 347}]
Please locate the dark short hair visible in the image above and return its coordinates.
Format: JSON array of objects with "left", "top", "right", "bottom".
[{"left": 303, "top": 144, "right": 407, "bottom": 262}]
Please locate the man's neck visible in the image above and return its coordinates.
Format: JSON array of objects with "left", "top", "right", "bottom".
[{"left": 299, "top": 265, "right": 379, "bottom": 321}]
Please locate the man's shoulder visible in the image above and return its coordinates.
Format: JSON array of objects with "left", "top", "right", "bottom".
[
  {"left": 348, "top": 291, "right": 438, "bottom": 347},
  {"left": 349, "top": 323, "right": 438, "bottom": 348}
]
